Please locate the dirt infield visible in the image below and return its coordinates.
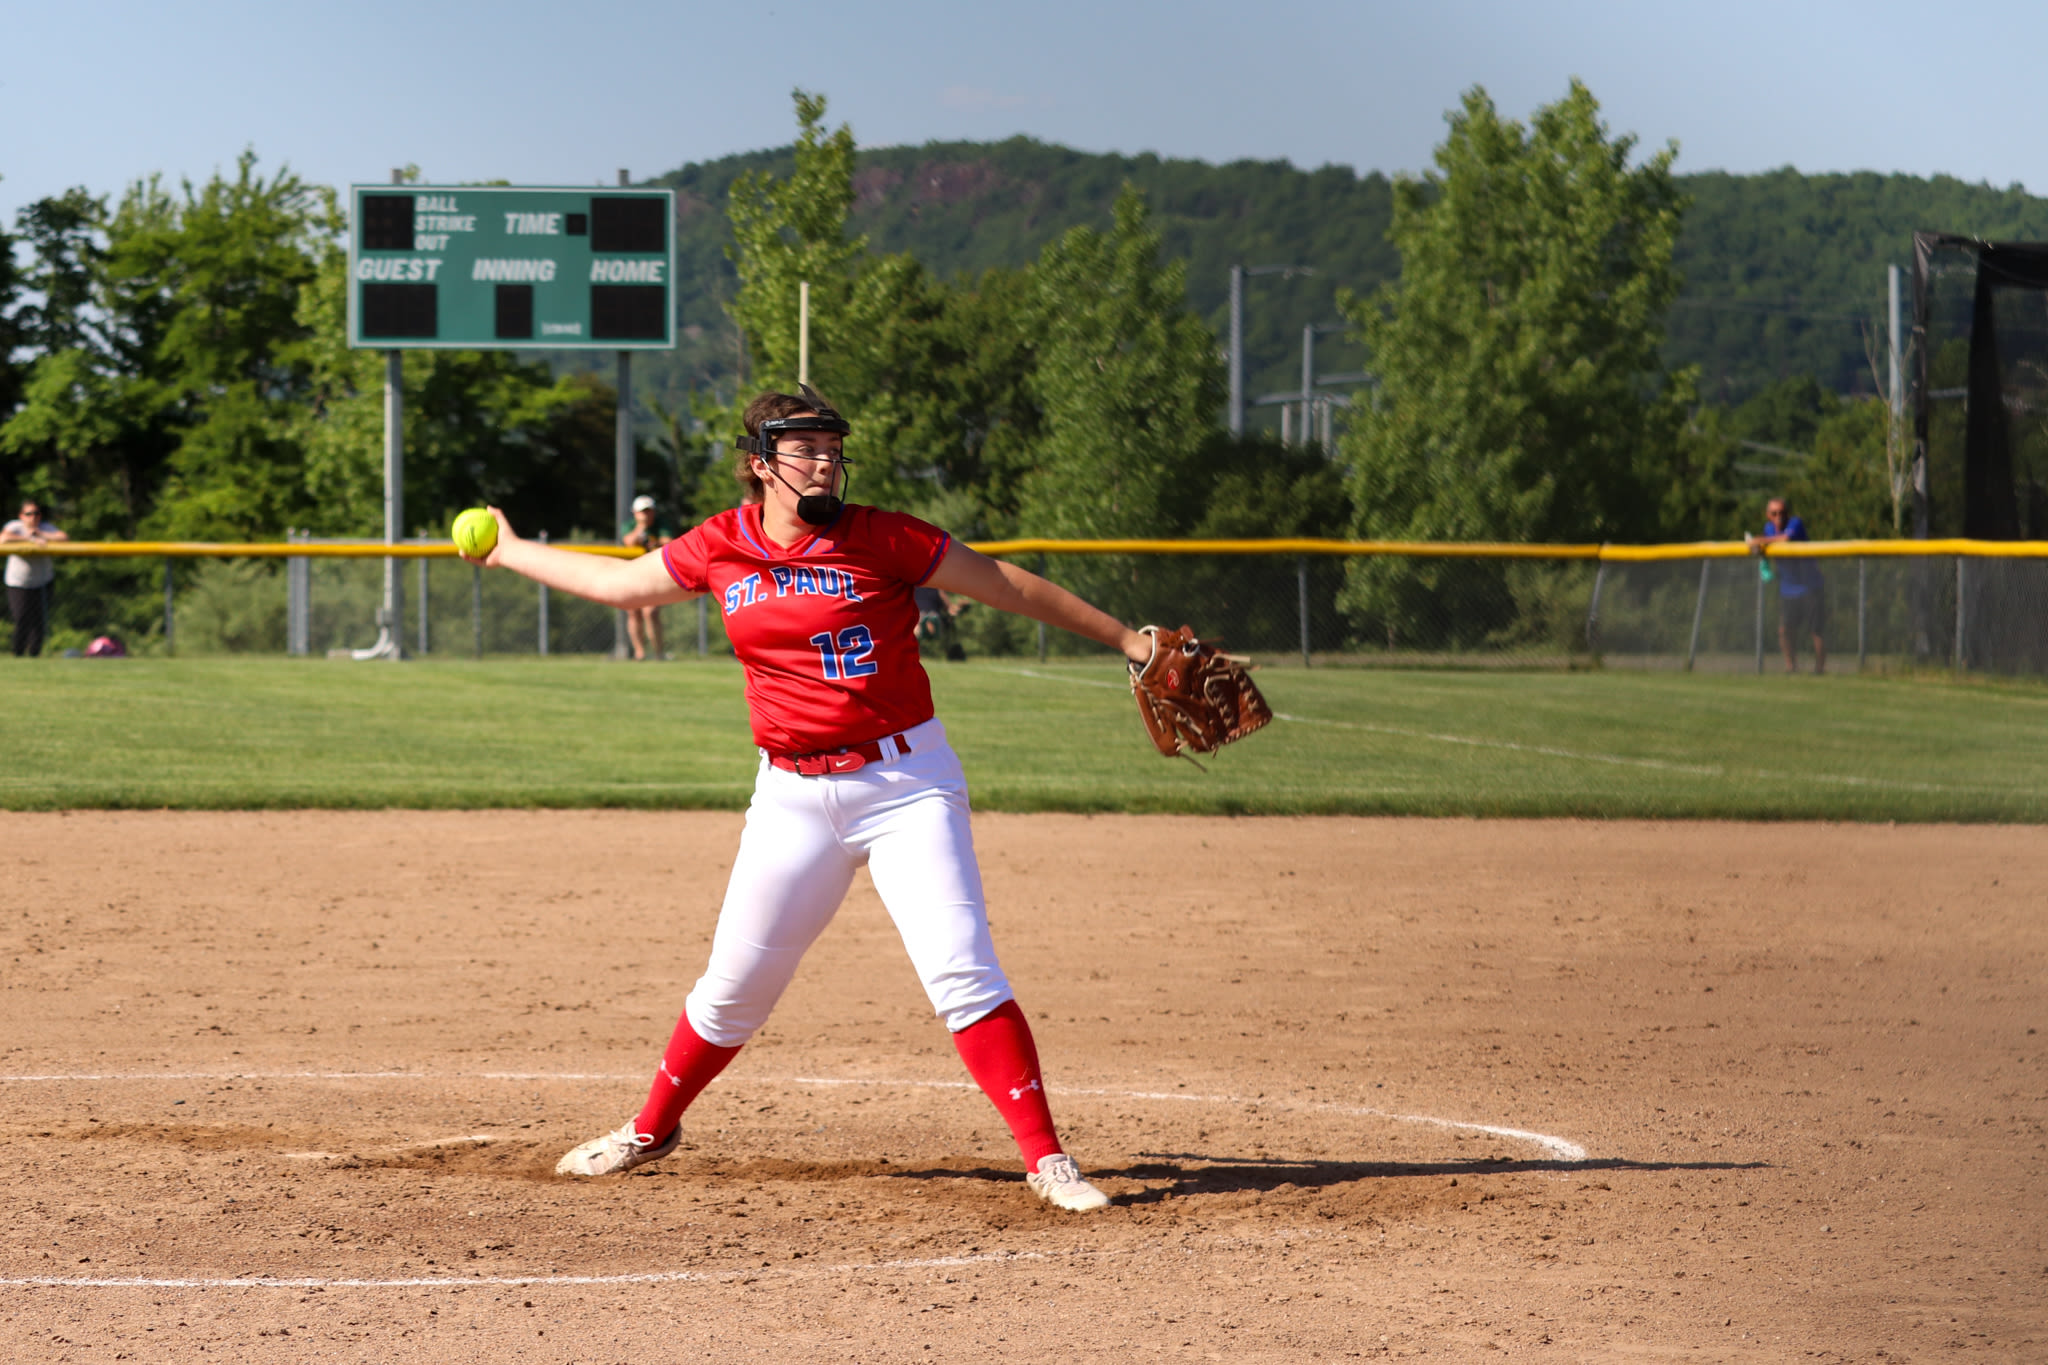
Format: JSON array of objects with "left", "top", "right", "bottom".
[{"left": 1, "top": 811, "right": 2042, "bottom": 1362}]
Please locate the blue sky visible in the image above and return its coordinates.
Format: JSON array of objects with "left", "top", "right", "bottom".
[{"left": 4, "top": 0, "right": 2042, "bottom": 224}]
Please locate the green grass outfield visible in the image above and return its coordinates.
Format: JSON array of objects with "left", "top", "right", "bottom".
[{"left": 3, "top": 656, "right": 2043, "bottom": 820}]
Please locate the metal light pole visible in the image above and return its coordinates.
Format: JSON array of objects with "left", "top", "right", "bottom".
[
  {"left": 1888, "top": 264, "right": 1903, "bottom": 421},
  {"left": 1301, "top": 323, "right": 1315, "bottom": 443},
  {"left": 1297, "top": 322, "right": 1350, "bottom": 448},
  {"left": 798, "top": 279, "right": 811, "bottom": 388},
  {"left": 1226, "top": 264, "right": 1313, "bottom": 437},
  {"left": 1228, "top": 266, "right": 1244, "bottom": 436}
]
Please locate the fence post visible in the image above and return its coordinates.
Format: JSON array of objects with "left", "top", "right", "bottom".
[
  {"left": 1685, "top": 558, "right": 1710, "bottom": 671},
  {"left": 1585, "top": 558, "right": 1607, "bottom": 654},
  {"left": 1953, "top": 556, "right": 1965, "bottom": 671},
  {"left": 471, "top": 564, "right": 483, "bottom": 660},
  {"left": 1857, "top": 557, "right": 1867, "bottom": 672},
  {"left": 161, "top": 559, "right": 175, "bottom": 655},
  {"left": 1754, "top": 560, "right": 1766, "bottom": 674},
  {"left": 287, "top": 530, "right": 309, "bottom": 657},
  {"left": 537, "top": 530, "right": 550, "bottom": 657},
  {"left": 1036, "top": 554, "right": 1048, "bottom": 663},
  {"left": 697, "top": 597, "right": 708, "bottom": 656},
  {"left": 416, "top": 553, "right": 429, "bottom": 656},
  {"left": 1297, "top": 555, "right": 1311, "bottom": 667}
]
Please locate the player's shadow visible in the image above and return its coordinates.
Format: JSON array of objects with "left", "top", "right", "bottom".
[
  {"left": 1097, "top": 1153, "right": 1768, "bottom": 1203},
  {"left": 885, "top": 1153, "right": 1766, "bottom": 1204}
]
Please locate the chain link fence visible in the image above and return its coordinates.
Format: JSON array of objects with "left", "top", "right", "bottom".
[
  {"left": 23, "top": 539, "right": 2048, "bottom": 678},
  {"left": 983, "top": 545, "right": 2048, "bottom": 676},
  {"left": 982, "top": 552, "right": 1596, "bottom": 668},
  {"left": 159, "top": 539, "right": 724, "bottom": 660},
  {"left": 1591, "top": 551, "right": 2048, "bottom": 675}
]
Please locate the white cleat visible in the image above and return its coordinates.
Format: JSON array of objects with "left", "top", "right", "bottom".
[
  {"left": 1026, "top": 1153, "right": 1111, "bottom": 1211},
  {"left": 554, "top": 1121, "right": 680, "bottom": 1177}
]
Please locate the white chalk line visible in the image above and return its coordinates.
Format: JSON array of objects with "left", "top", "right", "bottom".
[
  {"left": 996, "top": 665, "right": 1998, "bottom": 796},
  {"left": 0, "top": 1070, "right": 1580, "bottom": 1293},
  {"left": 786, "top": 1076, "right": 1586, "bottom": 1163},
  {"left": 0, "top": 1068, "right": 1584, "bottom": 1163},
  {"left": 0, "top": 1247, "right": 1108, "bottom": 1292}
]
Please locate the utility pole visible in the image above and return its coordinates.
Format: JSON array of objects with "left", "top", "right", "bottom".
[{"left": 1227, "top": 264, "right": 1313, "bottom": 437}]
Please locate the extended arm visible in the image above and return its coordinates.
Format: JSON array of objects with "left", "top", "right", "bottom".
[
  {"left": 926, "top": 543, "right": 1149, "bottom": 663},
  {"left": 467, "top": 507, "right": 698, "bottom": 609}
]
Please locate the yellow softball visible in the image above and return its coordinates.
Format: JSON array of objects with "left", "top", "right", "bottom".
[{"left": 451, "top": 508, "right": 498, "bottom": 559}]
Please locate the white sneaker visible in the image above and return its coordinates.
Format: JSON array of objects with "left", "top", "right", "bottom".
[
  {"left": 554, "top": 1121, "right": 680, "bottom": 1177},
  {"left": 1025, "top": 1153, "right": 1111, "bottom": 1211}
]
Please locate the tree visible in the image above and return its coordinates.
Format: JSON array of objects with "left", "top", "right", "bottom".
[
  {"left": 725, "top": 91, "right": 870, "bottom": 397},
  {"left": 1019, "top": 185, "right": 1223, "bottom": 538},
  {"left": 3, "top": 157, "right": 332, "bottom": 544},
  {"left": 133, "top": 155, "right": 330, "bottom": 541},
  {"left": 1787, "top": 399, "right": 1896, "bottom": 540},
  {"left": 1336, "top": 81, "right": 1696, "bottom": 644},
  {"left": 722, "top": 92, "right": 971, "bottom": 513},
  {"left": 719, "top": 92, "right": 1057, "bottom": 531}
]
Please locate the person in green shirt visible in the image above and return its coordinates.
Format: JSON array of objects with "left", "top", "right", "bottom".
[{"left": 620, "top": 495, "right": 677, "bottom": 660}]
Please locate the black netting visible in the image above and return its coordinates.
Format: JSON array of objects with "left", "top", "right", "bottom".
[{"left": 1914, "top": 234, "right": 2048, "bottom": 539}]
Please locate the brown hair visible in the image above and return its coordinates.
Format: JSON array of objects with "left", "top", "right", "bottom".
[{"left": 732, "top": 389, "right": 834, "bottom": 502}]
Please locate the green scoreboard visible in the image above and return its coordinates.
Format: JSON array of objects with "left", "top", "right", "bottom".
[{"left": 347, "top": 185, "right": 676, "bottom": 350}]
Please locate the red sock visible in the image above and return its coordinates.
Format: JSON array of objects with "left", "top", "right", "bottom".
[
  {"left": 633, "top": 1011, "right": 741, "bottom": 1142},
  {"left": 951, "top": 999, "right": 1063, "bottom": 1168}
]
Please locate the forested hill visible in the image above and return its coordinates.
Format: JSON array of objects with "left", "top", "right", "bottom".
[{"left": 638, "top": 136, "right": 2048, "bottom": 415}]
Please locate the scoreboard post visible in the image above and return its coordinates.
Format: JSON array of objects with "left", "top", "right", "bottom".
[{"left": 345, "top": 180, "right": 676, "bottom": 659}]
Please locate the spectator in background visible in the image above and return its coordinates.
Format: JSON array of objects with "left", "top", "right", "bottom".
[
  {"left": 2, "top": 499, "right": 67, "bottom": 658},
  {"left": 620, "top": 494, "right": 676, "bottom": 661},
  {"left": 1746, "top": 496, "right": 1826, "bottom": 674},
  {"left": 914, "top": 584, "right": 968, "bottom": 662}
]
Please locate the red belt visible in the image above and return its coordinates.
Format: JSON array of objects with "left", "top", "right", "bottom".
[{"left": 767, "top": 732, "right": 913, "bottom": 776}]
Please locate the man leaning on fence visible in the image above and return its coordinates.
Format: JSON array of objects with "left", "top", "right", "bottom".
[
  {"left": 1745, "top": 497, "right": 1826, "bottom": 674},
  {"left": 2, "top": 500, "right": 67, "bottom": 658}
]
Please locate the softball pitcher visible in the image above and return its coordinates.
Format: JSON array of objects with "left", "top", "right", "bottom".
[{"left": 464, "top": 385, "right": 1150, "bottom": 1211}]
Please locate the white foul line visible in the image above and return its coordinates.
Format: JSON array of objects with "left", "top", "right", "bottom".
[{"left": 786, "top": 1075, "right": 1585, "bottom": 1163}]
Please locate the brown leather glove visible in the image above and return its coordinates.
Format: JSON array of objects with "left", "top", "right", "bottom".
[{"left": 1128, "top": 625, "right": 1273, "bottom": 759}]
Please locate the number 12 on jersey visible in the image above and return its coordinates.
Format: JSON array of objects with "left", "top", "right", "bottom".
[{"left": 808, "top": 625, "right": 878, "bottom": 680}]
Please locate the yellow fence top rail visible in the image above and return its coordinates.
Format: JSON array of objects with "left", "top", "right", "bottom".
[
  {"left": 24, "top": 541, "right": 641, "bottom": 560},
  {"left": 15, "top": 536, "right": 2048, "bottom": 560},
  {"left": 969, "top": 537, "right": 1606, "bottom": 558}
]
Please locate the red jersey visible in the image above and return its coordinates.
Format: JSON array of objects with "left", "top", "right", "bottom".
[{"left": 661, "top": 504, "right": 953, "bottom": 754}]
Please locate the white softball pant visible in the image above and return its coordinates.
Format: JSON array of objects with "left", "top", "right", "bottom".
[{"left": 683, "top": 717, "right": 1012, "bottom": 1047}]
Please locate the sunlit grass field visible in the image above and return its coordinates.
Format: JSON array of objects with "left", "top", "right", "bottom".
[{"left": 3, "top": 656, "right": 2042, "bottom": 820}]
